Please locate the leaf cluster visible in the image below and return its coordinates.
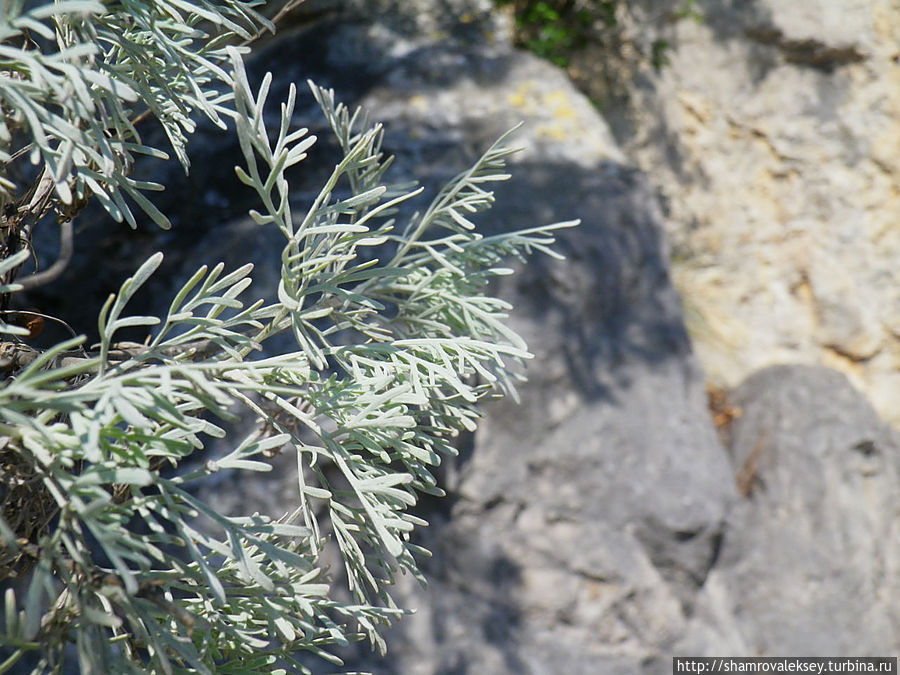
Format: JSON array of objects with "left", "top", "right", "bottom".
[
  {"left": 0, "top": 0, "right": 270, "bottom": 227},
  {"left": 0, "top": 2, "right": 576, "bottom": 673}
]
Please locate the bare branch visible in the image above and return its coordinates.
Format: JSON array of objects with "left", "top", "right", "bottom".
[{"left": 17, "top": 221, "right": 73, "bottom": 291}]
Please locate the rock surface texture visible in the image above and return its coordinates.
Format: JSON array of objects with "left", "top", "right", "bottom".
[
  {"left": 708, "top": 365, "right": 900, "bottom": 657},
  {"left": 596, "top": 0, "right": 900, "bottom": 425},
  {"left": 34, "top": 0, "right": 900, "bottom": 672}
]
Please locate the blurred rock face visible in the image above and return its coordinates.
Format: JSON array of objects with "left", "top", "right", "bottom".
[
  {"left": 597, "top": 0, "right": 900, "bottom": 425},
  {"left": 710, "top": 365, "right": 900, "bottom": 657}
]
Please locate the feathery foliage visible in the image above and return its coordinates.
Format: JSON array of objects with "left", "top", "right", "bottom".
[{"left": 0, "top": 1, "right": 576, "bottom": 672}]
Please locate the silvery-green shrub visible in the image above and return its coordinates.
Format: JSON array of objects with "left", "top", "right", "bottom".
[{"left": 0, "top": 2, "right": 575, "bottom": 672}]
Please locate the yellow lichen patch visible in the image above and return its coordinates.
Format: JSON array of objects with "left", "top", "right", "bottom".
[
  {"left": 408, "top": 94, "right": 428, "bottom": 110},
  {"left": 507, "top": 81, "right": 536, "bottom": 111},
  {"left": 507, "top": 82, "right": 579, "bottom": 121},
  {"left": 508, "top": 82, "right": 588, "bottom": 144},
  {"left": 535, "top": 123, "right": 568, "bottom": 141},
  {"left": 543, "top": 90, "right": 577, "bottom": 120}
]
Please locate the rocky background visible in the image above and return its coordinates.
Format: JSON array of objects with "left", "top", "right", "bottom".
[
  {"left": 590, "top": 0, "right": 900, "bottom": 429},
  {"left": 26, "top": 0, "right": 900, "bottom": 672}
]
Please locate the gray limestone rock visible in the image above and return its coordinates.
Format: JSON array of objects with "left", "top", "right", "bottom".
[{"left": 704, "top": 365, "right": 900, "bottom": 656}]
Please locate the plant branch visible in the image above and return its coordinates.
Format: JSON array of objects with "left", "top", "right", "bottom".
[
  {"left": 0, "top": 337, "right": 225, "bottom": 375},
  {"left": 17, "top": 221, "right": 73, "bottom": 292}
]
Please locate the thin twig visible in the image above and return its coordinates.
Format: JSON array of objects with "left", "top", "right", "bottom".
[
  {"left": 0, "top": 310, "right": 80, "bottom": 340},
  {"left": 0, "top": 337, "right": 227, "bottom": 375},
  {"left": 1, "top": 166, "right": 56, "bottom": 311},
  {"left": 240, "top": 0, "right": 308, "bottom": 47},
  {"left": 17, "top": 221, "right": 73, "bottom": 291}
]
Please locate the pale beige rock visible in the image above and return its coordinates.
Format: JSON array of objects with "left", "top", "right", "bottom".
[{"left": 606, "top": 0, "right": 900, "bottom": 423}]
